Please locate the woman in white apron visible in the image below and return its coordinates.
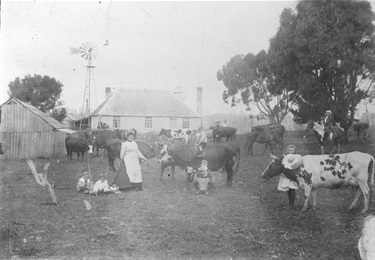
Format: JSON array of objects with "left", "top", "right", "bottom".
[{"left": 120, "top": 132, "right": 147, "bottom": 190}]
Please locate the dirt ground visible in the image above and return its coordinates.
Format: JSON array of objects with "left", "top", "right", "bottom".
[{"left": 0, "top": 129, "right": 374, "bottom": 259}]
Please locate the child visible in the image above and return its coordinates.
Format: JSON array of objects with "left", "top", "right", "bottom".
[
  {"left": 194, "top": 160, "right": 213, "bottom": 195},
  {"left": 77, "top": 172, "right": 92, "bottom": 193},
  {"left": 91, "top": 174, "right": 111, "bottom": 195},
  {"left": 278, "top": 144, "right": 301, "bottom": 209}
]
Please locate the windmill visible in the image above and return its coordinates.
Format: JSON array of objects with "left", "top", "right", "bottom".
[{"left": 71, "top": 42, "right": 99, "bottom": 130}]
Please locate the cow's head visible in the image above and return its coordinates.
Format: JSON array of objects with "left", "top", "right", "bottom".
[
  {"left": 158, "top": 129, "right": 166, "bottom": 136},
  {"left": 261, "top": 154, "right": 284, "bottom": 180}
]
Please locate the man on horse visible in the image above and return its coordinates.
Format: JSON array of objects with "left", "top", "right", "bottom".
[{"left": 322, "top": 110, "right": 335, "bottom": 141}]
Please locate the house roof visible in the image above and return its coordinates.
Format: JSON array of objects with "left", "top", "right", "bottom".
[
  {"left": 1, "top": 98, "right": 76, "bottom": 134},
  {"left": 91, "top": 88, "right": 201, "bottom": 118}
]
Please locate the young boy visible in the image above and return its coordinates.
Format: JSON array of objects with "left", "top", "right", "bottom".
[
  {"left": 77, "top": 172, "right": 92, "bottom": 193},
  {"left": 194, "top": 160, "right": 213, "bottom": 195},
  {"left": 91, "top": 174, "right": 111, "bottom": 195}
]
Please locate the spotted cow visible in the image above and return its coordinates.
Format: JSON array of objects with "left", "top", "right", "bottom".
[
  {"left": 158, "top": 129, "right": 193, "bottom": 144},
  {"left": 261, "top": 151, "right": 374, "bottom": 213}
]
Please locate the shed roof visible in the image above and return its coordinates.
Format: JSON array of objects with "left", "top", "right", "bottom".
[
  {"left": 91, "top": 88, "right": 201, "bottom": 118},
  {"left": 1, "top": 98, "right": 76, "bottom": 133}
]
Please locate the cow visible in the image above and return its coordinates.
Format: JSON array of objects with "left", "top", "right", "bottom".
[
  {"left": 261, "top": 151, "right": 375, "bottom": 213},
  {"left": 65, "top": 135, "right": 93, "bottom": 161},
  {"left": 353, "top": 121, "right": 369, "bottom": 142},
  {"left": 114, "top": 128, "right": 137, "bottom": 141},
  {"left": 158, "top": 142, "right": 240, "bottom": 188},
  {"left": 91, "top": 132, "right": 117, "bottom": 156},
  {"left": 211, "top": 126, "right": 237, "bottom": 143},
  {"left": 244, "top": 130, "right": 284, "bottom": 156},
  {"left": 158, "top": 128, "right": 192, "bottom": 144},
  {"left": 106, "top": 139, "right": 164, "bottom": 172}
]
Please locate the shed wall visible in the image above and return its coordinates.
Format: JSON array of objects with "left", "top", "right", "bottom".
[{"left": 0, "top": 102, "right": 68, "bottom": 160}]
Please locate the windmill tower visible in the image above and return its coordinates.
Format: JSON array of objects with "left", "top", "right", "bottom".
[{"left": 71, "top": 42, "right": 99, "bottom": 130}]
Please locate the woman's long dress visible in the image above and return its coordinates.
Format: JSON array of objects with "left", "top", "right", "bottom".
[{"left": 112, "top": 141, "right": 145, "bottom": 191}]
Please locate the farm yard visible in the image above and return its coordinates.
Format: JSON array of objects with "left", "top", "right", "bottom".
[{"left": 1, "top": 127, "right": 374, "bottom": 259}]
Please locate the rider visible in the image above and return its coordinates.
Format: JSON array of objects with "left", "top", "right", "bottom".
[{"left": 323, "top": 110, "right": 335, "bottom": 141}]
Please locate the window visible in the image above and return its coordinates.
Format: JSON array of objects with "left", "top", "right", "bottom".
[
  {"left": 145, "top": 117, "right": 152, "bottom": 128},
  {"left": 169, "top": 117, "right": 177, "bottom": 129},
  {"left": 182, "top": 118, "right": 189, "bottom": 129},
  {"left": 113, "top": 116, "right": 121, "bottom": 128}
]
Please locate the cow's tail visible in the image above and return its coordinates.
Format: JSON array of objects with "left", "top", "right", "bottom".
[{"left": 369, "top": 157, "right": 375, "bottom": 194}]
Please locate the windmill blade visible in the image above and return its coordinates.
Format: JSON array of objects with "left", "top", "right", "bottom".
[{"left": 70, "top": 47, "right": 81, "bottom": 55}]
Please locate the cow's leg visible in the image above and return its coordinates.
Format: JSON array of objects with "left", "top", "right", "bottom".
[
  {"left": 263, "top": 143, "right": 269, "bottom": 155},
  {"left": 171, "top": 164, "right": 176, "bottom": 181},
  {"left": 109, "top": 157, "right": 116, "bottom": 172},
  {"left": 348, "top": 187, "right": 362, "bottom": 211},
  {"left": 321, "top": 145, "right": 325, "bottom": 155},
  {"left": 247, "top": 141, "right": 254, "bottom": 156},
  {"left": 301, "top": 185, "right": 312, "bottom": 212},
  {"left": 225, "top": 160, "right": 235, "bottom": 187},
  {"left": 311, "top": 189, "right": 318, "bottom": 210}
]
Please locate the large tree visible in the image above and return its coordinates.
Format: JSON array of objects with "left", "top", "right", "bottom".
[
  {"left": 8, "top": 74, "right": 64, "bottom": 113},
  {"left": 217, "top": 50, "right": 292, "bottom": 123},
  {"left": 268, "top": 0, "right": 375, "bottom": 134}
]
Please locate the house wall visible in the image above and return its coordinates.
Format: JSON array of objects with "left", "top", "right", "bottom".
[
  {"left": 0, "top": 101, "right": 68, "bottom": 160},
  {"left": 91, "top": 115, "right": 202, "bottom": 132}
]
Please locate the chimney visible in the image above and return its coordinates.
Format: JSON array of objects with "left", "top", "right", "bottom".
[
  {"left": 196, "top": 87, "right": 202, "bottom": 116},
  {"left": 105, "top": 87, "right": 111, "bottom": 99}
]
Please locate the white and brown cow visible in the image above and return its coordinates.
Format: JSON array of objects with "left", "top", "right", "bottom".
[{"left": 261, "top": 151, "right": 374, "bottom": 213}]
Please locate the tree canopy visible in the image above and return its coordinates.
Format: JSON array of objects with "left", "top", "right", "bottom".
[
  {"left": 8, "top": 74, "right": 64, "bottom": 113},
  {"left": 268, "top": 0, "right": 375, "bottom": 130},
  {"left": 217, "top": 50, "right": 292, "bottom": 123}
]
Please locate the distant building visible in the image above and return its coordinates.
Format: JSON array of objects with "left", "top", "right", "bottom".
[
  {"left": 0, "top": 98, "right": 75, "bottom": 160},
  {"left": 90, "top": 88, "right": 202, "bottom": 132},
  {"left": 61, "top": 114, "right": 79, "bottom": 129}
]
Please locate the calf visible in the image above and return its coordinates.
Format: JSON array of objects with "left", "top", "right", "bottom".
[
  {"left": 212, "top": 127, "right": 237, "bottom": 142},
  {"left": 65, "top": 135, "right": 93, "bottom": 161},
  {"left": 261, "top": 152, "right": 374, "bottom": 213}
]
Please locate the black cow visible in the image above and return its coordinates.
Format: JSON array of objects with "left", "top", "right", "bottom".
[
  {"left": 158, "top": 142, "right": 240, "bottom": 187},
  {"left": 114, "top": 128, "right": 137, "bottom": 141},
  {"left": 65, "top": 135, "right": 93, "bottom": 161},
  {"left": 353, "top": 121, "right": 369, "bottom": 141},
  {"left": 91, "top": 132, "right": 117, "bottom": 156},
  {"left": 106, "top": 139, "right": 164, "bottom": 172},
  {"left": 212, "top": 126, "right": 237, "bottom": 142}
]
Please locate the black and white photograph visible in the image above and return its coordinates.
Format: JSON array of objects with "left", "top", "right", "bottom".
[{"left": 1, "top": 0, "right": 375, "bottom": 259}]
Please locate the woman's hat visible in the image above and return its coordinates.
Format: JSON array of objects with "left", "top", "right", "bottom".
[{"left": 282, "top": 154, "right": 302, "bottom": 170}]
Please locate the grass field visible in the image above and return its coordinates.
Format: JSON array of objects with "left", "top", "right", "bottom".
[{"left": 0, "top": 127, "right": 374, "bottom": 259}]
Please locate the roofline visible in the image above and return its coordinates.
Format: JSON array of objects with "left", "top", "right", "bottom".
[
  {"left": 91, "top": 114, "right": 202, "bottom": 118},
  {"left": 1, "top": 97, "right": 70, "bottom": 130}
]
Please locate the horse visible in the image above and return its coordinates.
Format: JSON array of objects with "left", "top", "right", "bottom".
[
  {"left": 304, "top": 120, "right": 344, "bottom": 154},
  {"left": 244, "top": 129, "right": 284, "bottom": 156},
  {"left": 353, "top": 121, "right": 369, "bottom": 142}
]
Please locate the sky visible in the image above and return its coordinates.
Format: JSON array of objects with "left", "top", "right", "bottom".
[{"left": 1, "top": 1, "right": 373, "bottom": 117}]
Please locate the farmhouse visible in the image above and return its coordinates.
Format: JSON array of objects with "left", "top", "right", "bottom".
[
  {"left": 90, "top": 88, "right": 202, "bottom": 132},
  {"left": 0, "top": 98, "right": 75, "bottom": 160}
]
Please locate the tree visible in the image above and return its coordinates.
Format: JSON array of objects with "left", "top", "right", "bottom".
[
  {"left": 8, "top": 74, "right": 64, "bottom": 113},
  {"left": 50, "top": 107, "right": 67, "bottom": 123},
  {"left": 217, "top": 50, "right": 292, "bottom": 124},
  {"left": 268, "top": 0, "right": 375, "bottom": 135}
]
